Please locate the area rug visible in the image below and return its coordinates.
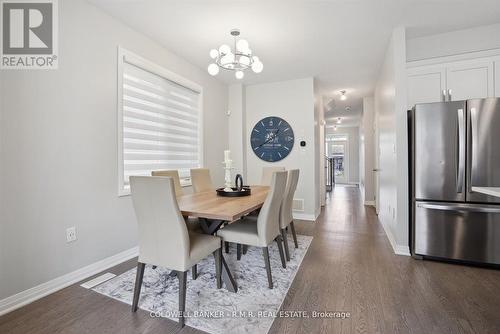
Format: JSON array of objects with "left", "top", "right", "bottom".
[{"left": 92, "top": 234, "right": 312, "bottom": 334}]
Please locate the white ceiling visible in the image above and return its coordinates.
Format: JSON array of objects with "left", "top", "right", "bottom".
[{"left": 89, "top": 0, "right": 500, "bottom": 126}]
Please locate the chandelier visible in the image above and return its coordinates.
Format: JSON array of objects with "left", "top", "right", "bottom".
[{"left": 207, "top": 29, "right": 263, "bottom": 79}]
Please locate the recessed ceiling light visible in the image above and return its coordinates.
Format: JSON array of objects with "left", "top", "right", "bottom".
[
  {"left": 337, "top": 117, "right": 342, "bottom": 124},
  {"left": 345, "top": 106, "right": 351, "bottom": 112},
  {"left": 340, "top": 90, "right": 347, "bottom": 101}
]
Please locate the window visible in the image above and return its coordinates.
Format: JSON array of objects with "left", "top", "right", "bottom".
[{"left": 117, "top": 48, "right": 203, "bottom": 195}]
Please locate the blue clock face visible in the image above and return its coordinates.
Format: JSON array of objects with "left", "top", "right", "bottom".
[{"left": 251, "top": 116, "right": 294, "bottom": 162}]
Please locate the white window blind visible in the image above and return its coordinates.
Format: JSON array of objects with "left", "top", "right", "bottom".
[{"left": 119, "top": 53, "right": 201, "bottom": 194}]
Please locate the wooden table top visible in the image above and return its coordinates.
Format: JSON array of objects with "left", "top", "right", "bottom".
[{"left": 177, "top": 186, "right": 269, "bottom": 221}]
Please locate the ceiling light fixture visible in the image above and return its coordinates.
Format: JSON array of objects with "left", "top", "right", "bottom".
[
  {"left": 340, "top": 90, "right": 347, "bottom": 101},
  {"left": 337, "top": 117, "right": 342, "bottom": 124},
  {"left": 334, "top": 125, "right": 338, "bottom": 131},
  {"left": 207, "top": 29, "right": 263, "bottom": 80}
]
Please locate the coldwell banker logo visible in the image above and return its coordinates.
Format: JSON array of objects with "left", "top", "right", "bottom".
[{"left": 1, "top": 0, "right": 58, "bottom": 69}]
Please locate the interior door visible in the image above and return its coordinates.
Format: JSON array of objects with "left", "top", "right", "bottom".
[
  {"left": 446, "top": 60, "right": 494, "bottom": 101},
  {"left": 495, "top": 60, "right": 500, "bottom": 97},
  {"left": 413, "top": 101, "right": 466, "bottom": 202},
  {"left": 374, "top": 109, "right": 380, "bottom": 214},
  {"left": 407, "top": 66, "right": 446, "bottom": 109},
  {"left": 467, "top": 98, "right": 500, "bottom": 203}
]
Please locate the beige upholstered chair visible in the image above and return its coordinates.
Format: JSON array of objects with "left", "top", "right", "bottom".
[
  {"left": 217, "top": 171, "right": 288, "bottom": 289},
  {"left": 190, "top": 168, "right": 214, "bottom": 193},
  {"left": 129, "top": 176, "right": 222, "bottom": 328},
  {"left": 151, "top": 170, "right": 183, "bottom": 196},
  {"left": 261, "top": 166, "right": 285, "bottom": 186},
  {"left": 152, "top": 170, "right": 200, "bottom": 237},
  {"left": 279, "top": 169, "right": 300, "bottom": 261}
]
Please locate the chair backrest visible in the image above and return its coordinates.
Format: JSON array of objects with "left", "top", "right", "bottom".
[
  {"left": 151, "top": 170, "right": 183, "bottom": 196},
  {"left": 261, "top": 166, "right": 285, "bottom": 186},
  {"left": 257, "top": 171, "right": 288, "bottom": 245},
  {"left": 280, "top": 169, "right": 300, "bottom": 229},
  {"left": 190, "top": 168, "right": 214, "bottom": 193},
  {"left": 130, "top": 176, "right": 190, "bottom": 270}
]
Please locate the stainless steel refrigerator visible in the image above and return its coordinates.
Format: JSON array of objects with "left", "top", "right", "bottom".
[{"left": 410, "top": 98, "right": 500, "bottom": 266}]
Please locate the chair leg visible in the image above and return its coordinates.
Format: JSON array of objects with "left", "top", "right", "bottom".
[
  {"left": 176, "top": 270, "right": 187, "bottom": 328},
  {"left": 276, "top": 236, "right": 287, "bottom": 269},
  {"left": 281, "top": 228, "right": 290, "bottom": 261},
  {"left": 262, "top": 247, "right": 273, "bottom": 289},
  {"left": 213, "top": 249, "right": 222, "bottom": 289},
  {"left": 192, "top": 264, "right": 197, "bottom": 280},
  {"left": 132, "top": 262, "right": 145, "bottom": 312},
  {"left": 237, "top": 244, "right": 242, "bottom": 260},
  {"left": 242, "top": 245, "right": 248, "bottom": 254},
  {"left": 225, "top": 241, "right": 230, "bottom": 253},
  {"left": 290, "top": 221, "right": 299, "bottom": 248}
]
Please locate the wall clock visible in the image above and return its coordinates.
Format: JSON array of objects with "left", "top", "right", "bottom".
[{"left": 250, "top": 116, "right": 294, "bottom": 162}]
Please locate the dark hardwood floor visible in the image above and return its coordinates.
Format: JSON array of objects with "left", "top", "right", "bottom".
[{"left": 1, "top": 185, "right": 500, "bottom": 334}]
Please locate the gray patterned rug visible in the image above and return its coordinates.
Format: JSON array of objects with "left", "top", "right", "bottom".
[{"left": 92, "top": 234, "right": 312, "bottom": 334}]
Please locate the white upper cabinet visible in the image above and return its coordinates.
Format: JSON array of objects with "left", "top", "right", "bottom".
[
  {"left": 495, "top": 60, "right": 500, "bottom": 97},
  {"left": 446, "top": 60, "right": 494, "bottom": 101},
  {"left": 407, "top": 66, "right": 446, "bottom": 108},
  {"left": 407, "top": 54, "right": 498, "bottom": 108}
]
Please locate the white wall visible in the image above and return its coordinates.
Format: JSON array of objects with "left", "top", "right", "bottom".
[
  {"left": 407, "top": 23, "right": 500, "bottom": 61},
  {"left": 245, "top": 78, "right": 318, "bottom": 220},
  {"left": 314, "top": 81, "right": 326, "bottom": 207},
  {"left": 374, "top": 27, "right": 409, "bottom": 255},
  {"left": 326, "top": 127, "right": 360, "bottom": 184},
  {"left": 228, "top": 84, "right": 246, "bottom": 179},
  {"left": 359, "top": 97, "right": 375, "bottom": 204},
  {"left": 0, "top": 0, "right": 228, "bottom": 300}
]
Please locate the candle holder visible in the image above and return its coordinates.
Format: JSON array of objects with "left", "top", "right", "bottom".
[{"left": 222, "top": 159, "right": 234, "bottom": 191}]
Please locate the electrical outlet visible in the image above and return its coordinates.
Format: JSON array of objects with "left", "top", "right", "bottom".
[{"left": 66, "top": 227, "right": 77, "bottom": 243}]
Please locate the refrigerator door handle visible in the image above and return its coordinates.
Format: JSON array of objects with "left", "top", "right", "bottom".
[
  {"left": 417, "top": 203, "right": 500, "bottom": 214},
  {"left": 442, "top": 90, "right": 447, "bottom": 102},
  {"left": 456, "top": 108, "right": 465, "bottom": 193},
  {"left": 469, "top": 107, "right": 477, "bottom": 193}
]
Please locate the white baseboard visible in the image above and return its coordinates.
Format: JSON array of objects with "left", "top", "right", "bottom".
[
  {"left": 364, "top": 200, "right": 375, "bottom": 206},
  {"left": 0, "top": 246, "right": 139, "bottom": 316},
  {"left": 379, "top": 219, "right": 411, "bottom": 256},
  {"left": 293, "top": 212, "right": 316, "bottom": 221}
]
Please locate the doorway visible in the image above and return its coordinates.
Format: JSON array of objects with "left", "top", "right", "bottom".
[{"left": 326, "top": 134, "right": 349, "bottom": 184}]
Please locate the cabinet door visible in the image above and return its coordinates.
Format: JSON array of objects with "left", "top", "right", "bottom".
[
  {"left": 407, "top": 66, "right": 446, "bottom": 109},
  {"left": 495, "top": 60, "right": 500, "bottom": 97},
  {"left": 446, "top": 60, "right": 494, "bottom": 101}
]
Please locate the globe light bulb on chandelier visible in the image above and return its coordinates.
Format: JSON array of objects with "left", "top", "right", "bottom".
[{"left": 207, "top": 29, "right": 263, "bottom": 79}]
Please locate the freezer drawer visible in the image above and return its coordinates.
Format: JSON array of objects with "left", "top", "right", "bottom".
[{"left": 414, "top": 201, "right": 500, "bottom": 265}]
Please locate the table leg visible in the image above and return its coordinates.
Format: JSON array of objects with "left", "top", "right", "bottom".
[
  {"left": 221, "top": 254, "right": 237, "bottom": 293},
  {"left": 199, "top": 218, "right": 238, "bottom": 293}
]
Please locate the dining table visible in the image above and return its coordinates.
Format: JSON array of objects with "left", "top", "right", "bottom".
[{"left": 176, "top": 185, "right": 269, "bottom": 293}]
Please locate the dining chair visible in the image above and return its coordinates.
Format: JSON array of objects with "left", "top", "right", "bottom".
[
  {"left": 217, "top": 171, "right": 288, "bottom": 289},
  {"left": 190, "top": 168, "right": 214, "bottom": 193},
  {"left": 151, "top": 170, "right": 201, "bottom": 277},
  {"left": 279, "top": 169, "right": 300, "bottom": 261},
  {"left": 261, "top": 166, "right": 285, "bottom": 186},
  {"left": 151, "top": 170, "right": 183, "bottom": 196},
  {"left": 129, "top": 176, "right": 222, "bottom": 328}
]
